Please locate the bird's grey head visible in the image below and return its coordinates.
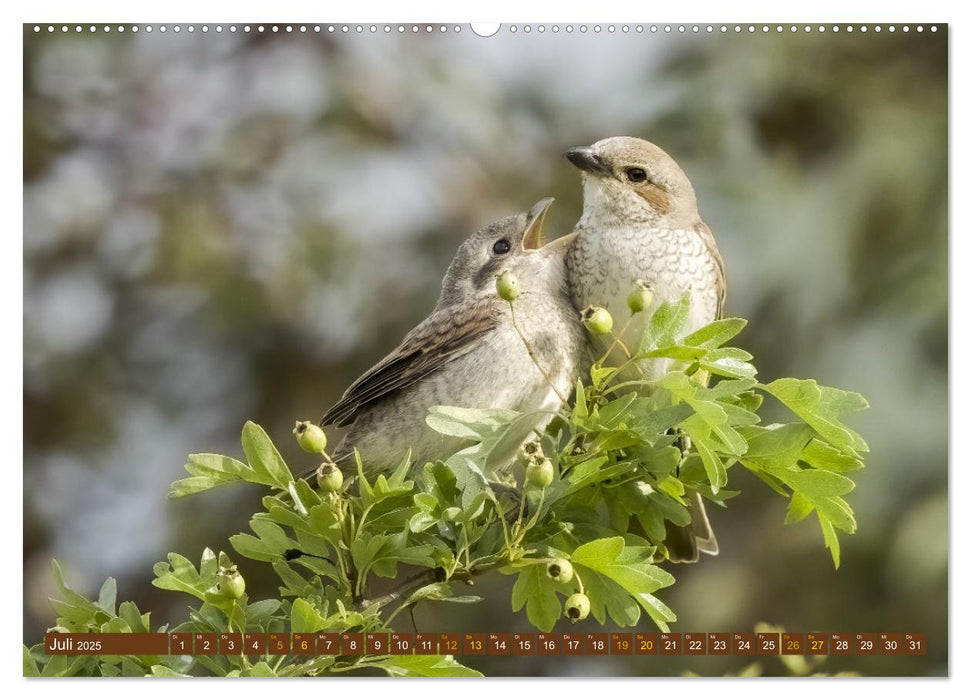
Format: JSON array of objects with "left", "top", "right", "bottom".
[
  {"left": 439, "top": 198, "right": 572, "bottom": 306},
  {"left": 565, "top": 137, "right": 700, "bottom": 229}
]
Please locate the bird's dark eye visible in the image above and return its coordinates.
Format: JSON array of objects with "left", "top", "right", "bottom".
[
  {"left": 492, "top": 238, "right": 511, "bottom": 255},
  {"left": 626, "top": 167, "right": 648, "bottom": 183}
]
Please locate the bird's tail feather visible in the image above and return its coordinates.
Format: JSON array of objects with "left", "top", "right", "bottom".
[{"left": 663, "top": 491, "right": 719, "bottom": 564}]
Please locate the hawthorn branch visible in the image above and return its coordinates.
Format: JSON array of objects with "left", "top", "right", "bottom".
[{"left": 357, "top": 565, "right": 490, "bottom": 612}]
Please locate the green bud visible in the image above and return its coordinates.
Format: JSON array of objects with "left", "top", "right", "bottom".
[
  {"left": 217, "top": 565, "right": 246, "bottom": 599},
  {"left": 525, "top": 456, "right": 554, "bottom": 489},
  {"left": 546, "top": 558, "right": 574, "bottom": 583},
  {"left": 581, "top": 306, "right": 613, "bottom": 335},
  {"left": 564, "top": 593, "right": 590, "bottom": 622},
  {"left": 293, "top": 420, "right": 328, "bottom": 454},
  {"left": 316, "top": 462, "right": 343, "bottom": 493},
  {"left": 627, "top": 281, "right": 655, "bottom": 314},
  {"left": 496, "top": 271, "right": 522, "bottom": 302}
]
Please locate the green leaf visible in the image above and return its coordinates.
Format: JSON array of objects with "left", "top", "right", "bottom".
[
  {"left": 429, "top": 404, "right": 553, "bottom": 506},
  {"left": 230, "top": 517, "right": 306, "bottom": 563},
  {"left": 762, "top": 379, "right": 869, "bottom": 456},
  {"left": 247, "top": 661, "right": 278, "bottom": 677},
  {"left": 376, "top": 655, "right": 482, "bottom": 677},
  {"left": 510, "top": 564, "right": 561, "bottom": 632},
  {"left": 97, "top": 578, "right": 117, "bottom": 616},
  {"left": 401, "top": 582, "right": 482, "bottom": 608},
  {"left": 818, "top": 512, "right": 842, "bottom": 569},
  {"left": 699, "top": 353, "right": 757, "bottom": 379},
  {"left": 639, "top": 297, "right": 690, "bottom": 354},
  {"left": 352, "top": 530, "right": 435, "bottom": 580},
  {"left": 169, "top": 454, "right": 252, "bottom": 497},
  {"left": 572, "top": 379, "right": 589, "bottom": 421},
  {"left": 168, "top": 476, "right": 226, "bottom": 498},
  {"left": 636, "top": 590, "right": 678, "bottom": 631},
  {"left": 290, "top": 598, "right": 328, "bottom": 634},
  {"left": 688, "top": 399, "right": 747, "bottom": 456},
  {"left": 768, "top": 466, "right": 856, "bottom": 532},
  {"left": 423, "top": 461, "right": 460, "bottom": 504},
  {"left": 572, "top": 537, "right": 675, "bottom": 631},
  {"left": 572, "top": 535, "right": 625, "bottom": 567},
  {"left": 613, "top": 481, "right": 690, "bottom": 542},
  {"left": 706, "top": 377, "right": 758, "bottom": 399},
  {"left": 48, "top": 560, "right": 102, "bottom": 628},
  {"left": 690, "top": 432, "right": 727, "bottom": 493},
  {"left": 41, "top": 654, "right": 92, "bottom": 677},
  {"left": 149, "top": 665, "right": 190, "bottom": 677},
  {"left": 151, "top": 551, "right": 218, "bottom": 601},
  {"left": 272, "top": 561, "right": 322, "bottom": 599},
  {"left": 425, "top": 405, "right": 519, "bottom": 440},
  {"left": 553, "top": 458, "right": 630, "bottom": 502},
  {"left": 171, "top": 423, "right": 298, "bottom": 497},
  {"left": 783, "top": 468, "right": 855, "bottom": 499},
  {"left": 647, "top": 344, "right": 707, "bottom": 361},
  {"left": 590, "top": 364, "right": 614, "bottom": 389},
  {"left": 719, "top": 402, "right": 761, "bottom": 427},
  {"left": 595, "top": 392, "right": 639, "bottom": 429},
  {"left": 118, "top": 601, "right": 149, "bottom": 634},
  {"left": 785, "top": 492, "right": 815, "bottom": 524},
  {"left": 307, "top": 504, "right": 343, "bottom": 545},
  {"left": 802, "top": 439, "right": 865, "bottom": 473},
  {"left": 581, "top": 570, "right": 641, "bottom": 627},
  {"left": 23, "top": 645, "right": 40, "bottom": 677},
  {"left": 101, "top": 616, "right": 131, "bottom": 633},
  {"left": 683, "top": 317, "right": 748, "bottom": 348},
  {"left": 627, "top": 401, "right": 695, "bottom": 439},
  {"left": 241, "top": 421, "right": 294, "bottom": 489},
  {"left": 245, "top": 599, "right": 283, "bottom": 628},
  {"left": 740, "top": 424, "right": 814, "bottom": 471}
]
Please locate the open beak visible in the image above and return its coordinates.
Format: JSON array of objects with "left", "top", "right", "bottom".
[
  {"left": 564, "top": 146, "right": 612, "bottom": 177},
  {"left": 540, "top": 231, "right": 577, "bottom": 253},
  {"left": 522, "top": 197, "right": 554, "bottom": 250}
]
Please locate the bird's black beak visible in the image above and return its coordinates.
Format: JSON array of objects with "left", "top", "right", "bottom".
[{"left": 564, "top": 146, "right": 612, "bottom": 177}]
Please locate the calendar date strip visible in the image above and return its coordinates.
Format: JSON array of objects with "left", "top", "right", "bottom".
[{"left": 45, "top": 631, "right": 926, "bottom": 657}]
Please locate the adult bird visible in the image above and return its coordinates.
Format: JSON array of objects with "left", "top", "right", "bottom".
[{"left": 564, "top": 136, "right": 725, "bottom": 563}]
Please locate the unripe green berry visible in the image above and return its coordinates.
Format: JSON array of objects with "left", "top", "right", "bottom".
[
  {"left": 564, "top": 593, "right": 590, "bottom": 622},
  {"left": 316, "top": 462, "right": 343, "bottom": 493},
  {"left": 581, "top": 306, "right": 613, "bottom": 335},
  {"left": 525, "top": 456, "right": 554, "bottom": 489},
  {"left": 293, "top": 420, "right": 328, "bottom": 454},
  {"left": 217, "top": 565, "right": 246, "bottom": 599},
  {"left": 627, "top": 281, "right": 655, "bottom": 314},
  {"left": 496, "top": 271, "right": 522, "bottom": 302},
  {"left": 520, "top": 439, "right": 544, "bottom": 461},
  {"left": 546, "top": 558, "right": 574, "bottom": 583}
]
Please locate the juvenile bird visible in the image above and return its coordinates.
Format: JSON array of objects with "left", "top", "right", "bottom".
[
  {"left": 319, "top": 199, "right": 583, "bottom": 476},
  {"left": 564, "top": 136, "right": 725, "bottom": 563}
]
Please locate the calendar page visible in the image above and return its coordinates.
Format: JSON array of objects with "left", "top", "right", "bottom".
[{"left": 23, "top": 20, "right": 947, "bottom": 679}]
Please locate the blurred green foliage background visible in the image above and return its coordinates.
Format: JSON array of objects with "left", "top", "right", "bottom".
[{"left": 23, "top": 25, "right": 947, "bottom": 676}]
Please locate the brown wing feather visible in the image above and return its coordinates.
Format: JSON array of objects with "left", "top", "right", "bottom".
[
  {"left": 320, "top": 299, "right": 500, "bottom": 427},
  {"left": 696, "top": 221, "right": 726, "bottom": 319}
]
